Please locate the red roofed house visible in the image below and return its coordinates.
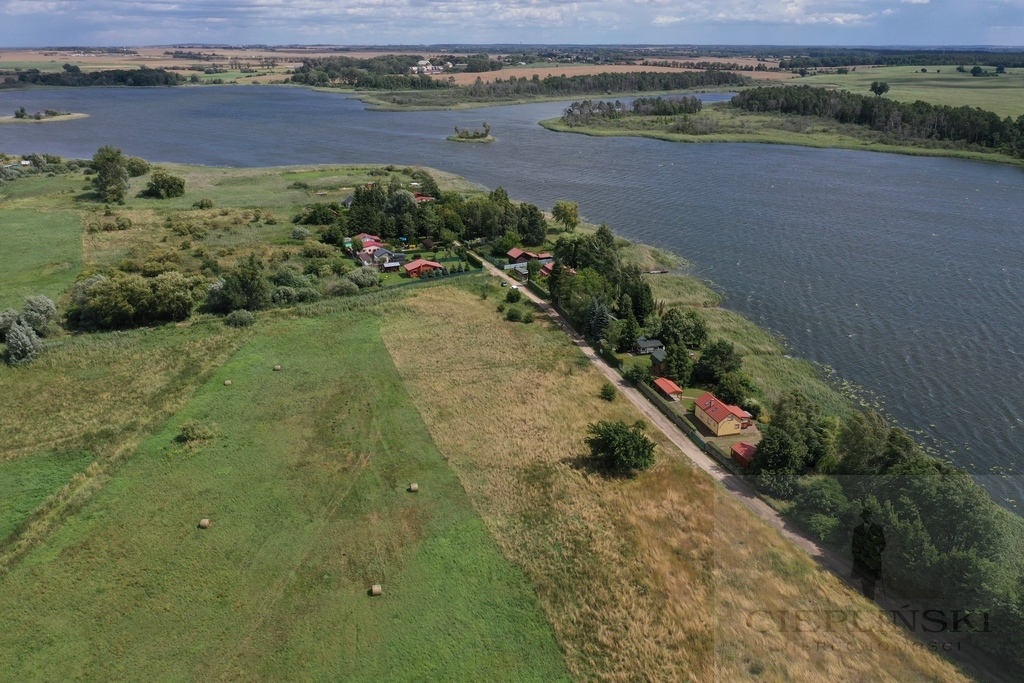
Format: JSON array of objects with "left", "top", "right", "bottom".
[
  {"left": 539, "top": 262, "right": 575, "bottom": 278},
  {"left": 731, "top": 442, "right": 756, "bottom": 469},
  {"left": 693, "top": 392, "right": 752, "bottom": 436},
  {"left": 653, "top": 377, "right": 685, "bottom": 401},
  {"left": 404, "top": 259, "right": 443, "bottom": 278},
  {"left": 507, "top": 248, "right": 553, "bottom": 265},
  {"left": 413, "top": 193, "right": 435, "bottom": 204},
  {"left": 353, "top": 233, "right": 381, "bottom": 243}
]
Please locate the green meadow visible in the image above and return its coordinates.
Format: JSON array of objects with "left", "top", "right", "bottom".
[
  {"left": 800, "top": 65, "right": 1024, "bottom": 118},
  {"left": 0, "top": 209, "right": 82, "bottom": 309},
  {"left": 0, "top": 310, "right": 569, "bottom": 681}
]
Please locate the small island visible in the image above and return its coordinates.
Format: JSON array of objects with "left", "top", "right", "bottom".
[
  {"left": 0, "top": 107, "right": 88, "bottom": 124},
  {"left": 447, "top": 122, "right": 494, "bottom": 143}
]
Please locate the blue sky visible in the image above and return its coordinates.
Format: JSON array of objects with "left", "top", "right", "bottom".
[{"left": 0, "top": 0, "right": 1021, "bottom": 47}]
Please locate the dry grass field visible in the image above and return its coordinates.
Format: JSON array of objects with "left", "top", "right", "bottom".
[{"left": 381, "top": 284, "right": 971, "bottom": 682}]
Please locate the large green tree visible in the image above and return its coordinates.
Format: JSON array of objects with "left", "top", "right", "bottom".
[
  {"left": 551, "top": 200, "right": 579, "bottom": 232},
  {"left": 91, "top": 145, "right": 129, "bottom": 203},
  {"left": 660, "top": 308, "right": 709, "bottom": 348},
  {"left": 694, "top": 339, "right": 742, "bottom": 384},
  {"left": 662, "top": 344, "right": 693, "bottom": 386},
  {"left": 585, "top": 420, "right": 655, "bottom": 473}
]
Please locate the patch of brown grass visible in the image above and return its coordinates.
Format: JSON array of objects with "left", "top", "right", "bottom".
[{"left": 381, "top": 284, "right": 971, "bottom": 682}]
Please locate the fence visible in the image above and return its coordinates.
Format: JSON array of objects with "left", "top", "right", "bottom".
[{"left": 634, "top": 381, "right": 741, "bottom": 474}]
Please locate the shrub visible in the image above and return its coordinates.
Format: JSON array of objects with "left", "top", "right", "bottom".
[
  {"left": 505, "top": 288, "right": 522, "bottom": 304},
  {"left": 270, "top": 268, "right": 310, "bottom": 288},
  {"left": 192, "top": 198, "right": 214, "bottom": 209},
  {"left": 623, "top": 364, "right": 652, "bottom": 385},
  {"left": 294, "top": 287, "right": 321, "bottom": 303},
  {"left": 600, "top": 382, "right": 617, "bottom": 401},
  {"left": 4, "top": 321, "right": 43, "bottom": 366},
  {"left": 20, "top": 295, "right": 57, "bottom": 336},
  {"left": 300, "top": 240, "right": 334, "bottom": 259},
  {"left": 505, "top": 306, "right": 522, "bottom": 322},
  {"left": 346, "top": 266, "right": 380, "bottom": 289},
  {"left": 325, "top": 278, "right": 359, "bottom": 297},
  {"left": 290, "top": 227, "right": 311, "bottom": 240},
  {"left": 150, "top": 271, "right": 202, "bottom": 321},
  {"left": 466, "top": 252, "right": 483, "bottom": 269},
  {"left": 141, "top": 170, "right": 186, "bottom": 199},
  {"left": 0, "top": 308, "right": 19, "bottom": 342},
  {"left": 124, "top": 156, "right": 151, "bottom": 177},
  {"left": 209, "top": 254, "right": 270, "bottom": 312},
  {"left": 179, "top": 419, "right": 213, "bottom": 443},
  {"left": 224, "top": 309, "right": 255, "bottom": 327},
  {"left": 585, "top": 420, "right": 656, "bottom": 473},
  {"left": 272, "top": 286, "right": 296, "bottom": 305}
]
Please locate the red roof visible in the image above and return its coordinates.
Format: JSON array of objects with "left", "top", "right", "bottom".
[
  {"left": 654, "top": 377, "right": 684, "bottom": 396},
  {"left": 403, "top": 259, "right": 443, "bottom": 272},
  {"left": 507, "top": 247, "right": 526, "bottom": 259},
  {"left": 731, "top": 442, "right": 756, "bottom": 467},
  {"left": 353, "top": 233, "right": 381, "bottom": 242},
  {"left": 694, "top": 392, "right": 752, "bottom": 425},
  {"left": 413, "top": 193, "right": 435, "bottom": 203},
  {"left": 537, "top": 253, "right": 552, "bottom": 259}
]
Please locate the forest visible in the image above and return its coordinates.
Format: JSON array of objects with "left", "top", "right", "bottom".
[
  {"left": 560, "top": 96, "right": 703, "bottom": 126},
  {"left": 13, "top": 65, "right": 185, "bottom": 87},
  {"left": 731, "top": 85, "right": 1024, "bottom": 157},
  {"left": 778, "top": 49, "right": 1024, "bottom": 69}
]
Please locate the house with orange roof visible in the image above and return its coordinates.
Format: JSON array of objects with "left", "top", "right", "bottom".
[
  {"left": 693, "top": 391, "right": 753, "bottom": 436},
  {"left": 404, "top": 259, "right": 443, "bottom": 278}
]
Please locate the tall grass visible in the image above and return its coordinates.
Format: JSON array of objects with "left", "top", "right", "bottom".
[{"left": 381, "top": 285, "right": 968, "bottom": 682}]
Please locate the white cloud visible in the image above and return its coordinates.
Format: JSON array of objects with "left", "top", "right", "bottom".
[
  {"left": 901, "top": 0, "right": 930, "bottom": 4},
  {"left": 652, "top": 15, "right": 685, "bottom": 25}
]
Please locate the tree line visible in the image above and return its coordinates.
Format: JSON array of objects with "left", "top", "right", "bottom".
[
  {"left": 460, "top": 70, "right": 749, "bottom": 100},
  {"left": 561, "top": 96, "right": 704, "bottom": 126},
  {"left": 15, "top": 65, "right": 185, "bottom": 87},
  {"left": 778, "top": 49, "right": 1024, "bottom": 69},
  {"left": 731, "top": 85, "right": 1024, "bottom": 157}
]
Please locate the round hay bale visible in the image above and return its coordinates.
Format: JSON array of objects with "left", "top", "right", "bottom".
[
  {"left": 224, "top": 380, "right": 232, "bottom": 386},
  {"left": 198, "top": 518, "right": 211, "bottom": 529},
  {"left": 409, "top": 483, "right": 419, "bottom": 493},
  {"left": 273, "top": 365, "right": 282, "bottom": 372},
  {"left": 371, "top": 584, "right": 382, "bottom": 597}
]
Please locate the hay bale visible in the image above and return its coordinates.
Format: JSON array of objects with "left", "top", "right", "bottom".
[
  {"left": 273, "top": 365, "right": 282, "bottom": 371},
  {"left": 198, "top": 518, "right": 211, "bottom": 529},
  {"left": 408, "top": 483, "right": 419, "bottom": 493},
  {"left": 224, "top": 380, "right": 232, "bottom": 386},
  {"left": 371, "top": 584, "right": 382, "bottom": 596}
]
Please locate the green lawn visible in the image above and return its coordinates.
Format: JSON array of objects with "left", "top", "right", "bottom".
[
  {"left": 0, "top": 311, "right": 568, "bottom": 681},
  {"left": 0, "top": 209, "right": 82, "bottom": 309},
  {"left": 0, "top": 450, "right": 95, "bottom": 541},
  {"left": 800, "top": 66, "right": 1024, "bottom": 118}
]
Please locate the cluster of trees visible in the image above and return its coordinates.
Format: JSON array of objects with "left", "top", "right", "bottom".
[
  {"left": 778, "top": 49, "right": 1024, "bottom": 69},
  {"left": 461, "top": 70, "right": 749, "bottom": 101},
  {"left": 463, "top": 53, "right": 503, "bottom": 72},
  {"left": 0, "top": 296, "right": 57, "bottom": 366},
  {"left": 68, "top": 271, "right": 206, "bottom": 330},
  {"left": 731, "top": 86, "right": 1024, "bottom": 157},
  {"left": 15, "top": 65, "right": 184, "bottom": 87},
  {"left": 749, "top": 390, "right": 1024, "bottom": 666},
  {"left": 452, "top": 122, "right": 491, "bottom": 139},
  {"left": 89, "top": 146, "right": 181, "bottom": 203},
  {"left": 302, "top": 170, "right": 549, "bottom": 248},
  {"left": 586, "top": 420, "right": 656, "bottom": 473},
  {"left": 561, "top": 96, "right": 703, "bottom": 126},
  {"left": 290, "top": 55, "right": 449, "bottom": 89}
]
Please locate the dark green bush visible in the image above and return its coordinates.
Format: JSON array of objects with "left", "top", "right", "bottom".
[{"left": 224, "top": 309, "right": 255, "bottom": 327}]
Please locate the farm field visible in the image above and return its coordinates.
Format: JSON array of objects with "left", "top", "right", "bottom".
[
  {"left": 0, "top": 307, "right": 570, "bottom": 681},
  {"left": 800, "top": 66, "right": 1024, "bottom": 117},
  {"left": 436, "top": 63, "right": 795, "bottom": 85}
]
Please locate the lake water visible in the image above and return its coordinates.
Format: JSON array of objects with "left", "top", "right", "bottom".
[{"left": 2, "top": 86, "right": 1022, "bottom": 507}]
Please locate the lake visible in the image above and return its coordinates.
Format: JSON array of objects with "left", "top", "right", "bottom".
[{"left": 2, "top": 85, "right": 1022, "bottom": 507}]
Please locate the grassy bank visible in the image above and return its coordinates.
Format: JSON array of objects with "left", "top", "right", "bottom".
[{"left": 540, "top": 103, "right": 1024, "bottom": 167}]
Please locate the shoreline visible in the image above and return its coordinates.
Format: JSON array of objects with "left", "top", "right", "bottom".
[
  {"left": 0, "top": 113, "right": 88, "bottom": 125},
  {"left": 539, "top": 114, "right": 1024, "bottom": 167}
]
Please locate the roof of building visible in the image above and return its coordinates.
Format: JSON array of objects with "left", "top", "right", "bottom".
[
  {"left": 507, "top": 247, "right": 526, "bottom": 260},
  {"left": 635, "top": 337, "right": 664, "bottom": 350},
  {"left": 731, "top": 442, "right": 756, "bottom": 466},
  {"left": 403, "top": 259, "right": 443, "bottom": 272},
  {"left": 353, "top": 233, "right": 381, "bottom": 242},
  {"left": 694, "top": 392, "right": 752, "bottom": 424},
  {"left": 650, "top": 348, "right": 667, "bottom": 363},
  {"left": 654, "top": 377, "right": 684, "bottom": 395}
]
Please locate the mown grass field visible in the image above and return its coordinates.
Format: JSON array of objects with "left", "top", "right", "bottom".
[
  {"left": 801, "top": 66, "right": 1024, "bottom": 118},
  {"left": 0, "top": 308, "right": 569, "bottom": 681}
]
